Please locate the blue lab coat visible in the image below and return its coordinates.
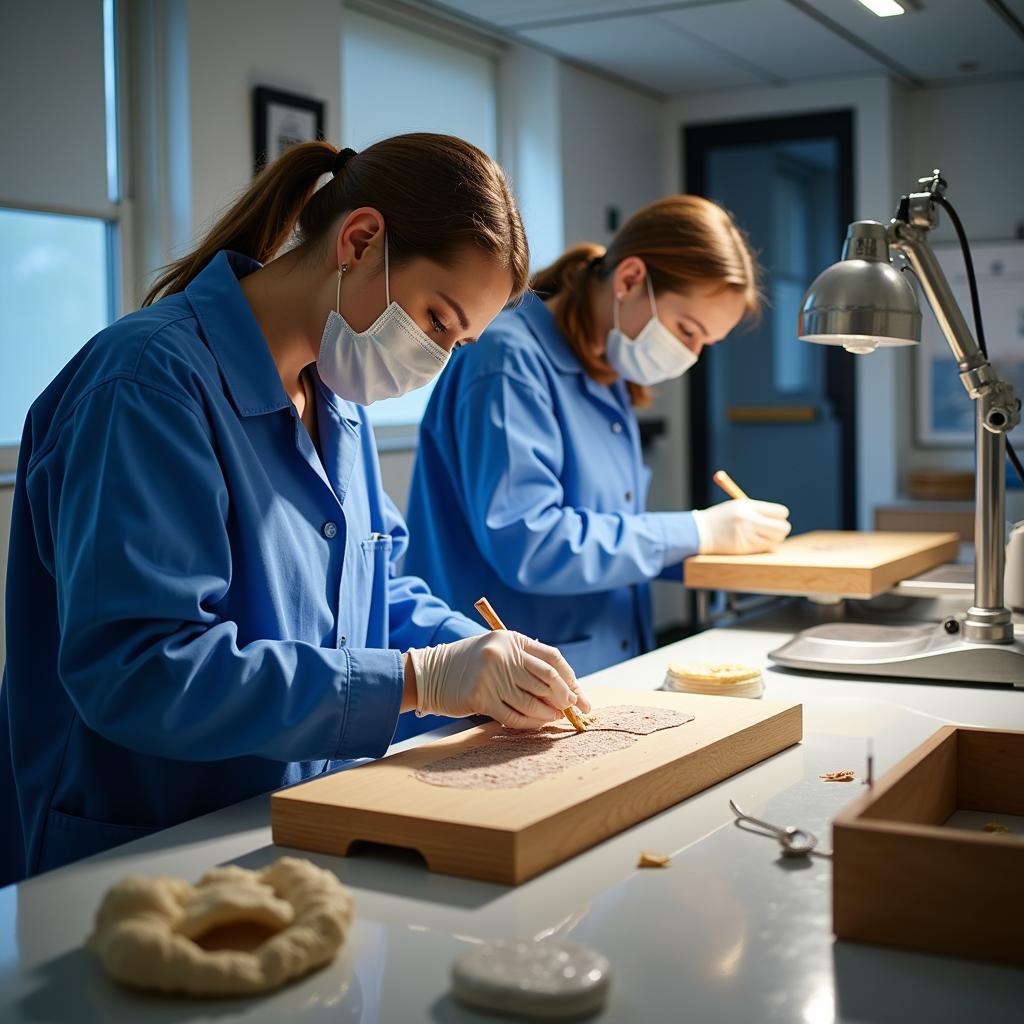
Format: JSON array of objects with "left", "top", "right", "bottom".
[
  {"left": 404, "top": 292, "right": 699, "bottom": 680},
  {"left": 0, "top": 251, "right": 481, "bottom": 885}
]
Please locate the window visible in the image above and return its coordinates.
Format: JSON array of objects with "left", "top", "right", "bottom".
[
  {"left": 342, "top": 7, "right": 499, "bottom": 430},
  {"left": 0, "top": 210, "right": 115, "bottom": 445},
  {"left": 771, "top": 167, "right": 814, "bottom": 395},
  {"left": 0, "top": 0, "right": 122, "bottom": 467}
]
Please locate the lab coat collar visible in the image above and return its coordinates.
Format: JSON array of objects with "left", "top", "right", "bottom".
[
  {"left": 515, "top": 292, "right": 584, "bottom": 374},
  {"left": 516, "top": 290, "right": 631, "bottom": 419},
  {"left": 186, "top": 251, "right": 293, "bottom": 418}
]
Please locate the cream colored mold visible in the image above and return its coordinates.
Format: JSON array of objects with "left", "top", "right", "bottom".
[{"left": 87, "top": 856, "right": 353, "bottom": 996}]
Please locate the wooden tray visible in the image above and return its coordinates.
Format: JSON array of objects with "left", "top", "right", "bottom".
[
  {"left": 833, "top": 725, "right": 1024, "bottom": 965},
  {"left": 683, "top": 530, "right": 959, "bottom": 599},
  {"left": 272, "top": 689, "right": 802, "bottom": 885}
]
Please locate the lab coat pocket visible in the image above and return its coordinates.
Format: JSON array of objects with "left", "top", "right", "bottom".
[
  {"left": 360, "top": 533, "right": 394, "bottom": 575},
  {"left": 37, "top": 808, "right": 159, "bottom": 874},
  {"left": 360, "top": 533, "right": 394, "bottom": 648}
]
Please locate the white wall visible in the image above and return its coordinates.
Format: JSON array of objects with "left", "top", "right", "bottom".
[
  {"left": 904, "top": 80, "right": 1024, "bottom": 247},
  {"left": 499, "top": 44, "right": 565, "bottom": 271},
  {"left": 898, "top": 79, "right": 1024, "bottom": 496},
  {"left": 184, "top": 0, "right": 343, "bottom": 244},
  {"left": 558, "top": 65, "right": 666, "bottom": 248},
  {"left": 128, "top": 0, "right": 343, "bottom": 305},
  {"left": 556, "top": 63, "right": 692, "bottom": 630}
]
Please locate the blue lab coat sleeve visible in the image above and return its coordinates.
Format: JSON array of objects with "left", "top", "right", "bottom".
[
  {"left": 381, "top": 491, "right": 485, "bottom": 648},
  {"left": 36, "top": 380, "right": 402, "bottom": 763},
  {"left": 455, "top": 371, "right": 700, "bottom": 596}
]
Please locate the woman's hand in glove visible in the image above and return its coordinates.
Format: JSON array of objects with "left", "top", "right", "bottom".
[
  {"left": 406, "top": 631, "right": 591, "bottom": 729},
  {"left": 691, "top": 499, "right": 792, "bottom": 555}
]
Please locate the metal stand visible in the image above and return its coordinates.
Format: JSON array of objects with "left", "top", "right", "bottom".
[
  {"left": 770, "top": 622, "right": 1024, "bottom": 685},
  {"left": 770, "top": 172, "right": 1024, "bottom": 686}
]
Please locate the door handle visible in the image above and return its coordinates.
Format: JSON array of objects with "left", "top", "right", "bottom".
[{"left": 725, "top": 405, "right": 818, "bottom": 424}]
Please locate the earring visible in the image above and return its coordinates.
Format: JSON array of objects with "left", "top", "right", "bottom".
[{"left": 340, "top": 263, "right": 349, "bottom": 275}]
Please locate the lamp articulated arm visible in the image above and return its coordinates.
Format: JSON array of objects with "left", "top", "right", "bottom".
[
  {"left": 887, "top": 171, "right": 1019, "bottom": 432},
  {"left": 888, "top": 173, "right": 1020, "bottom": 644}
]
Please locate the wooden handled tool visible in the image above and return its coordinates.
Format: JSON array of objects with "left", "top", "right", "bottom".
[
  {"left": 473, "top": 597, "right": 588, "bottom": 732},
  {"left": 713, "top": 469, "right": 749, "bottom": 501}
]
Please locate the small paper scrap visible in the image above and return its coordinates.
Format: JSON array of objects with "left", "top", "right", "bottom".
[
  {"left": 983, "top": 821, "right": 1010, "bottom": 834},
  {"left": 637, "top": 851, "right": 671, "bottom": 868},
  {"left": 819, "top": 770, "right": 856, "bottom": 782}
]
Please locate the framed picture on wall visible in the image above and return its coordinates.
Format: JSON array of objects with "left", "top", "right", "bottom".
[
  {"left": 253, "top": 86, "right": 326, "bottom": 174},
  {"left": 914, "top": 240, "right": 1024, "bottom": 448}
]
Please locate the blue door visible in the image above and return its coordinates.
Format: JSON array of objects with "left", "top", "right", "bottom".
[{"left": 685, "top": 112, "right": 857, "bottom": 534}]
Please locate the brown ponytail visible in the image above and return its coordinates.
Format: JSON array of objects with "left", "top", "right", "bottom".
[
  {"left": 143, "top": 133, "right": 529, "bottom": 307},
  {"left": 530, "top": 195, "right": 761, "bottom": 408}
]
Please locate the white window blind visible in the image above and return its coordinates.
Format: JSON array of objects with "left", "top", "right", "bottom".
[
  {"left": 0, "top": 0, "right": 114, "bottom": 217},
  {"left": 342, "top": 6, "right": 498, "bottom": 427}
]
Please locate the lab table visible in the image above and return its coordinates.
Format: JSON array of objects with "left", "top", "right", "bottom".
[{"left": 2, "top": 604, "right": 1022, "bottom": 1023}]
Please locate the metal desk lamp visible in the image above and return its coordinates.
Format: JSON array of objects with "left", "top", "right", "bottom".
[{"left": 769, "top": 170, "right": 1024, "bottom": 686}]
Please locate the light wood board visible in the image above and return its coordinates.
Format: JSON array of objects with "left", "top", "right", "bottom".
[
  {"left": 272, "top": 689, "right": 802, "bottom": 885},
  {"left": 683, "top": 530, "right": 960, "bottom": 599}
]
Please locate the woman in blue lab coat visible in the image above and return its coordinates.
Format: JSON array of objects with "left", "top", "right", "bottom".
[
  {"left": 405, "top": 196, "right": 791, "bottom": 679},
  {"left": 0, "top": 135, "right": 589, "bottom": 885}
]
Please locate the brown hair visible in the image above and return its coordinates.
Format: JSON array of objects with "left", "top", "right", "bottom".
[
  {"left": 143, "top": 133, "right": 529, "bottom": 306},
  {"left": 530, "top": 195, "right": 761, "bottom": 408}
]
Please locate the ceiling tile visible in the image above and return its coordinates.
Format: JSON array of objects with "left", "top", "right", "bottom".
[
  {"left": 519, "top": 14, "right": 766, "bottom": 93},
  {"left": 807, "top": 0, "right": 1024, "bottom": 81},
  {"left": 432, "top": 1, "right": 668, "bottom": 30},
  {"left": 430, "top": 0, "right": 1024, "bottom": 92},
  {"left": 658, "top": 0, "right": 882, "bottom": 84}
]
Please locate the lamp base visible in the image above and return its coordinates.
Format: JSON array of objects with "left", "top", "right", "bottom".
[{"left": 769, "top": 621, "right": 1024, "bottom": 686}]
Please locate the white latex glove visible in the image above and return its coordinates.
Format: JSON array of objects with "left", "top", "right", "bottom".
[
  {"left": 691, "top": 499, "right": 792, "bottom": 555},
  {"left": 409, "top": 631, "right": 591, "bottom": 730}
]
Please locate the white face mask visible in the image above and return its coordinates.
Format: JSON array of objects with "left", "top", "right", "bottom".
[
  {"left": 316, "top": 234, "right": 450, "bottom": 405},
  {"left": 605, "top": 274, "right": 697, "bottom": 386}
]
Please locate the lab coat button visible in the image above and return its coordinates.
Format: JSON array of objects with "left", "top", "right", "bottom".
[
  {"left": 322, "top": 521, "right": 338, "bottom": 539},
  {"left": 339, "top": 635, "right": 347, "bottom": 647},
  {"left": 611, "top": 422, "right": 623, "bottom": 434},
  {"left": 625, "top": 490, "right": 633, "bottom": 502}
]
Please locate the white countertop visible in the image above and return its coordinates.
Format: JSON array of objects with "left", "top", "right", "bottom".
[{"left": 2, "top": 605, "right": 1023, "bottom": 1022}]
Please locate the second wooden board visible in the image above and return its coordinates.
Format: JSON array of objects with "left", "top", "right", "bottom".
[
  {"left": 272, "top": 688, "right": 802, "bottom": 885},
  {"left": 683, "top": 530, "right": 960, "bottom": 599}
]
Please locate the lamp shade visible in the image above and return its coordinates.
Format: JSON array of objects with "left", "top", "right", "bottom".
[{"left": 798, "top": 221, "right": 921, "bottom": 354}]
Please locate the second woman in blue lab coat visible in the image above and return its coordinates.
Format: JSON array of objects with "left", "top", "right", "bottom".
[{"left": 405, "top": 196, "right": 792, "bottom": 679}]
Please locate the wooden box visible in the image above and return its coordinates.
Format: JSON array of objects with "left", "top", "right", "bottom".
[
  {"left": 272, "top": 689, "right": 802, "bottom": 885},
  {"left": 833, "top": 725, "right": 1024, "bottom": 965},
  {"left": 683, "top": 530, "right": 959, "bottom": 599}
]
